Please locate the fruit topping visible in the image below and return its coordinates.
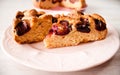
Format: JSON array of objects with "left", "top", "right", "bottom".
[
  {"left": 16, "top": 11, "right": 24, "bottom": 19},
  {"left": 52, "top": 0, "right": 58, "bottom": 4},
  {"left": 76, "top": 18, "right": 90, "bottom": 33},
  {"left": 94, "top": 19, "right": 106, "bottom": 31},
  {"left": 51, "top": 20, "right": 71, "bottom": 35},
  {"left": 16, "top": 14, "right": 24, "bottom": 19},
  {"left": 52, "top": 17, "right": 58, "bottom": 23},
  {"left": 58, "top": 0, "right": 62, "bottom": 2},
  {"left": 15, "top": 21, "right": 30, "bottom": 36}
]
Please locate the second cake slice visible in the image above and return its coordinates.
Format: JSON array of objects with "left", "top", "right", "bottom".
[{"left": 44, "top": 11, "right": 108, "bottom": 48}]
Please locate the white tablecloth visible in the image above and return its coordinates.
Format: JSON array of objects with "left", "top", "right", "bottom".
[{"left": 0, "top": 0, "right": 120, "bottom": 75}]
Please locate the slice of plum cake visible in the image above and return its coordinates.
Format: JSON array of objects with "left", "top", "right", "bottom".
[
  {"left": 13, "top": 9, "right": 53, "bottom": 44},
  {"left": 44, "top": 11, "right": 107, "bottom": 48}
]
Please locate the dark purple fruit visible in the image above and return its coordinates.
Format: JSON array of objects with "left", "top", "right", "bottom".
[
  {"left": 94, "top": 19, "right": 106, "bottom": 31},
  {"left": 51, "top": 20, "right": 71, "bottom": 35},
  {"left": 60, "top": 20, "right": 69, "bottom": 26},
  {"left": 48, "top": 29, "right": 54, "bottom": 34},
  {"left": 52, "top": 17, "right": 58, "bottom": 23},
  {"left": 52, "top": 0, "right": 58, "bottom": 4},
  {"left": 16, "top": 14, "right": 24, "bottom": 19},
  {"left": 76, "top": 18, "right": 90, "bottom": 33},
  {"left": 15, "top": 21, "right": 30, "bottom": 36},
  {"left": 58, "top": 0, "right": 62, "bottom": 2}
]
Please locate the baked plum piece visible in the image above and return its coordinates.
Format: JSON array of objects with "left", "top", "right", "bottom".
[{"left": 50, "top": 20, "right": 71, "bottom": 35}]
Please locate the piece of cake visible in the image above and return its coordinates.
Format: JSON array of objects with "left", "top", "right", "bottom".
[
  {"left": 32, "top": 0, "right": 61, "bottom": 9},
  {"left": 61, "top": 0, "right": 87, "bottom": 10},
  {"left": 13, "top": 9, "right": 53, "bottom": 44},
  {"left": 32, "top": 0, "right": 87, "bottom": 10},
  {"left": 44, "top": 11, "right": 107, "bottom": 48}
]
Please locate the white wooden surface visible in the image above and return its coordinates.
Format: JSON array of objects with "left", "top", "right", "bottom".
[{"left": 0, "top": 0, "right": 120, "bottom": 75}]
